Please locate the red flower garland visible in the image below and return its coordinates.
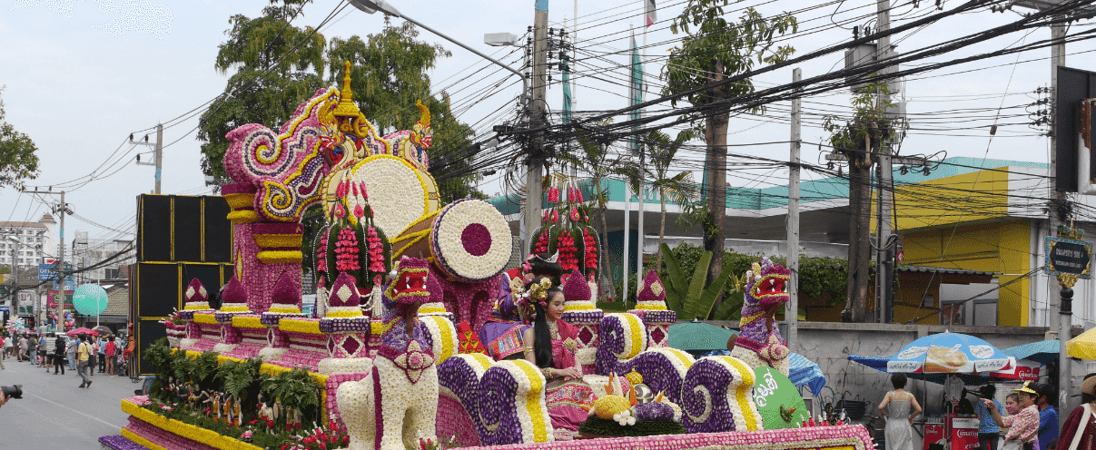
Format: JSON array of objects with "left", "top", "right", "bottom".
[
  {"left": 367, "top": 226, "right": 385, "bottom": 272},
  {"left": 534, "top": 230, "right": 550, "bottom": 255},
  {"left": 316, "top": 232, "right": 328, "bottom": 273},
  {"left": 557, "top": 229, "right": 579, "bottom": 272},
  {"left": 334, "top": 227, "right": 361, "bottom": 272},
  {"left": 583, "top": 228, "right": 598, "bottom": 270}
]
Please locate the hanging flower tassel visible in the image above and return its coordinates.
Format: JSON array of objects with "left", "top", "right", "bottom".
[
  {"left": 316, "top": 232, "right": 329, "bottom": 273},
  {"left": 367, "top": 226, "right": 385, "bottom": 273},
  {"left": 548, "top": 186, "right": 560, "bottom": 203}
]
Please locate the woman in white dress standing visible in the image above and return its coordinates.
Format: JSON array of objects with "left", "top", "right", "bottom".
[{"left": 879, "top": 373, "right": 924, "bottom": 450}]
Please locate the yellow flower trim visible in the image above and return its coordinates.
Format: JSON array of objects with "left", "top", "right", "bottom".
[
  {"left": 256, "top": 250, "right": 302, "bottom": 264},
  {"left": 663, "top": 348, "right": 695, "bottom": 370},
  {"left": 468, "top": 353, "right": 493, "bottom": 371},
  {"left": 278, "top": 318, "right": 322, "bottom": 335},
  {"left": 564, "top": 303, "right": 596, "bottom": 311},
  {"left": 122, "top": 398, "right": 264, "bottom": 450},
  {"left": 370, "top": 321, "right": 383, "bottom": 335},
  {"left": 231, "top": 316, "right": 264, "bottom": 329},
  {"left": 722, "top": 356, "right": 759, "bottom": 431},
  {"left": 510, "top": 360, "right": 549, "bottom": 443},
  {"left": 623, "top": 314, "right": 644, "bottom": 359},
  {"left": 392, "top": 230, "right": 429, "bottom": 261},
  {"left": 394, "top": 210, "right": 438, "bottom": 241},
  {"left": 325, "top": 309, "right": 363, "bottom": 318},
  {"left": 420, "top": 316, "right": 456, "bottom": 364},
  {"left": 253, "top": 234, "right": 303, "bottom": 249},
  {"left": 217, "top": 355, "right": 246, "bottom": 365},
  {"left": 192, "top": 313, "right": 218, "bottom": 324},
  {"left": 221, "top": 305, "right": 250, "bottom": 313},
  {"left": 227, "top": 210, "right": 259, "bottom": 224},
  {"left": 417, "top": 305, "right": 447, "bottom": 314},
  {"left": 121, "top": 429, "right": 166, "bottom": 450},
  {"left": 624, "top": 370, "right": 644, "bottom": 385},
  {"left": 633, "top": 303, "right": 668, "bottom": 311},
  {"left": 268, "top": 306, "right": 302, "bottom": 314},
  {"left": 223, "top": 193, "right": 255, "bottom": 210}
]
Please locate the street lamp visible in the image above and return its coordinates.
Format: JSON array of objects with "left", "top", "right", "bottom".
[{"left": 347, "top": 0, "right": 529, "bottom": 107}]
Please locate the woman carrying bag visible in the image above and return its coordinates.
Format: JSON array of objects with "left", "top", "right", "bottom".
[{"left": 1057, "top": 374, "right": 1096, "bottom": 450}]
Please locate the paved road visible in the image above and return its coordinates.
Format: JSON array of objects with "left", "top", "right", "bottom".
[{"left": 0, "top": 354, "right": 142, "bottom": 448}]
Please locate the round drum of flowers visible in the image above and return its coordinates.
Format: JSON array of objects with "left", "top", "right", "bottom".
[
  {"left": 430, "top": 199, "right": 513, "bottom": 282},
  {"left": 350, "top": 154, "right": 440, "bottom": 237}
]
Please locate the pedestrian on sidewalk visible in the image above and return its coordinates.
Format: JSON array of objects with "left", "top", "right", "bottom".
[
  {"left": 76, "top": 334, "right": 92, "bottom": 388},
  {"left": 37, "top": 333, "right": 47, "bottom": 369},
  {"left": 87, "top": 335, "right": 96, "bottom": 377},
  {"left": 105, "top": 335, "right": 116, "bottom": 375},
  {"left": 1036, "top": 384, "right": 1059, "bottom": 450},
  {"left": 18, "top": 334, "right": 27, "bottom": 362},
  {"left": 53, "top": 333, "right": 65, "bottom": 375},
  {"left": 983, "top": 381, "right": 1042, "bottom": 450},
  {"left": 98, "top": 335, "right": 106, "bottom": 373},
  {"left": 2, "top": 332, "right": 10, "bottom": 360},
  {"left": 66, "top": 336, "right": 76, "bottom": 370},
  {"left": 975, "top": 384, "right": 1003, "bottom": 450}
]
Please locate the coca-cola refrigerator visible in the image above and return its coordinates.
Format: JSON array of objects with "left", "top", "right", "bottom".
[{"left": 924, "top": 416, "right": 980, "bottom": 450}]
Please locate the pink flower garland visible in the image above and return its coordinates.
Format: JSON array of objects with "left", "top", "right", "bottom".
[
  {"left": 557, "top": 229, "right": 578, "bottom": 272},
  {"left": 583, "top": 228, "right": 598, "bottom": 270},
  {"left": 367, "top": 226, "right": 385, "bottom": 273},
  {"left": 316, "top": 232, "right": 328, "bottom": 273},
  {"left": 334, "top": 227, "right": 361, "bottom": 272}
]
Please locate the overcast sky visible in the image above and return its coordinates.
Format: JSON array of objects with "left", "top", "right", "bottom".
[{"left": 1, "top": 0, "right": 1092, "bottom": 255}]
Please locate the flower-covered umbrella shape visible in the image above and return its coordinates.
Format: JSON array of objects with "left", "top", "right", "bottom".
[
  {"left": 66, "top": 327, "right": 99, "bottom": 337},
  {"left": 887, "top": 332, "right": 1010, "bottom": 374}
]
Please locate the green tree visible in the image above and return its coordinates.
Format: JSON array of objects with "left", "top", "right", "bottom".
[
  {"left": 197, "top": 0, "right": 327, "bottom": 181},
  {"left": 622, "top": 129, "right": 697, "bottom": 270},
  {"left": 662, "top": 1, "right": 796, "bottom": 290},
  {"left": 0, "top": 86, "right": 41, "bottom": 187},
  {"left": 326, "top": 19, "right": 481, "bottom": 201},
  {"left": 822, "top": 80, "right": 897, "bottom": 322},
  {"left": 561, "top": 121, "right": 624, "bottom": 293}
]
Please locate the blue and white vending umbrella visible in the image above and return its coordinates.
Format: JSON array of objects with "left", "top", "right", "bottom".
[{"left": 887, "top": 332, "right": 1011, "bottom": 374}]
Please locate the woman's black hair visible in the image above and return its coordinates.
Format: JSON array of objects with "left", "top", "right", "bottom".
[
  {"left": 980, "top": 384, "right": 996, "bottom": 398},
  {"left": 891, "top": 373, "right": 907, "bottom": 389},
  {"left": 529, "top": 277, "right": 563, "bottom": 369},
  {"left": 528, "top": 255, "right": 563, "bottom": 286}
]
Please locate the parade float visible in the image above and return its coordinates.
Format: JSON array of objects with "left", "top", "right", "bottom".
[{"left": 101, "top": 63, "right": 874, "bottom": 450}]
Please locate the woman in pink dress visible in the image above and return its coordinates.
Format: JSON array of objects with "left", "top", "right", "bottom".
[{"left": 520, "top": 277, "right": 594, "bottom": 435}]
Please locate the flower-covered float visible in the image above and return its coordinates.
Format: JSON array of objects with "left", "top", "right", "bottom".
[{"left": 102, "top": 62, "right": 874, "bottom": 450}]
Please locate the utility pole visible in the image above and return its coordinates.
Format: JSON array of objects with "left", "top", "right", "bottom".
[
  {"left": 524, "top": 1, "right": 549, "bottom": 248},
  {"left": 787, "top": 67, "right": 801, "bottom": 352},
  {"left": 876, "top": 0, "right": 895, "bottom": 324},
  {"left": 132, "top": 124, "right": 164, "bottom": 194},
  {"left": 1051, "top": 16, "right": 1069, "bottom": 429},
  {"left": 21, "top": 188, "right": 68, "bottom": 331}
]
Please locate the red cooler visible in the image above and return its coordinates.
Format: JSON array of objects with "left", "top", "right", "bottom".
[{"left": 924, "top": 415, "right": 981, "bottom": 450}]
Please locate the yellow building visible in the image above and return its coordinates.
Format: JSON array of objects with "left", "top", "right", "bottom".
[{"left": 883, "top": 158, "right": 1067, "bottom": 327}]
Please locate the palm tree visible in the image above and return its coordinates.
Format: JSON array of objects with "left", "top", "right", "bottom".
[
  {"left": 561, "top": 121, "right": 624, "bottom": 295},
  {"left": 618, "top": 129, "right": 697, "bottom": 271}
]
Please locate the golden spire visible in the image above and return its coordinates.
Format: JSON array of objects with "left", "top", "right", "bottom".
[
  {"left": 415, "top": 100, "right": 431, "bottom": 128},
  {"left": 334, "top": 61, "right": 361, "bottom": 121}
]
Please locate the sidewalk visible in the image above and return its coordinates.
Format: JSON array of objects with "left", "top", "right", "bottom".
[{"left": 0, "top": 354, "right": 139, "bottom": 448}]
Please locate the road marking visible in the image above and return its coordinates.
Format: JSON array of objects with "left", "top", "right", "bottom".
[{"left": 31, "top": 393, "right": 120, "bottom": 428}]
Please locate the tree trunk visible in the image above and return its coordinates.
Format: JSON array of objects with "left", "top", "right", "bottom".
[
  {"left": 598, "top": 178, "right": 614, "bottom": 300},
  {"left": 841, "top": 143, "right": 874, "bottom": 323},
  {"left": 705, "top": 60, "right": 728, "bottom": 316}
]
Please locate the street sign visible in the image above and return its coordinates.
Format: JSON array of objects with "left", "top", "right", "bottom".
[
  {"left": 1045, "top": 236, "right": 1093, "bottom": 278},
  {"left": 63, "top": 276, "right": 76, "bottom": 291},
  {"left": 38, "top": 264, "right": 53, "bottom": 280}
]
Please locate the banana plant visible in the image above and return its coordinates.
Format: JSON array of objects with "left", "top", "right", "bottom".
[{"left": 660, "top": 242, "right": 737, "bottom": 320}]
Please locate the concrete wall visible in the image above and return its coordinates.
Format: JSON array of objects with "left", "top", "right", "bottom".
[{"left": 785, "top": 322, "right": 1056, "bottom": 449}]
